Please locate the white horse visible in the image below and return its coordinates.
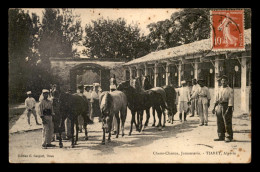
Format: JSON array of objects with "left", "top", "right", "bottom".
[{"left": 99, "top": 91, "right": 127, "bottom": 144}]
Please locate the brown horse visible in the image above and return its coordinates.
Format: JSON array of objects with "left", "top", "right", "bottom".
[
  {"left": 134, "top": 76, "right": 168, "bottom": 127},
  {"left": 99, "top": 91, "right": 127, "bottom": 144},
  {"left": 141, "top": 76, "right": 177, "bottom": 125},
  {"left": 53, "top": 91, "right": 91, "bottom": 148},
  {"left": 117, "top": 80, "right": 165, "bottom": 134}
]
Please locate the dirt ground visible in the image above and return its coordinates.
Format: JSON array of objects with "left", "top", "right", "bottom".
[{"left": 9, "top": 108, "right": 251, "bottom": 164}]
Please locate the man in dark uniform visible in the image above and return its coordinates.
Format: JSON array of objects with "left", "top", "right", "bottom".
[{"left": 212, "top": 75, "right": 234, "bottom": 142}]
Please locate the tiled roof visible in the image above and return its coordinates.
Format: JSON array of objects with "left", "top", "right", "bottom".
[{"left": 124, "top": 29, "right": 251, "bottom": 66}]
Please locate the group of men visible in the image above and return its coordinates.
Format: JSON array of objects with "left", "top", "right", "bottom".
[
  {"left": 24, "top": 74, "right": 234, "bottom": 149},
  {"left": 176, "top": 75, "right": 234, "bottom": 142}
]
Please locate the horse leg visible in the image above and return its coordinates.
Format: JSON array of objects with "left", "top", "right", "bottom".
[
  {"left": 108, "top": 130, "right": 111, "bottom": 142},
  {"left": 121, "top": 109, "right": 127, "bottom": 137},
  {"left": 115, "top": 112, "right": 120, "bottom": 138},
  {"left": 102, "top": 128, "right": 105, "bottom": 145},
  {"left": 129, "top": 110, "right": 135, "bottom": 136},
  {"left": 144, "top": 108, "right": 150, "bottom": 127},
  {"left": 75, "top": 117, "right": 79, "bottom": 144},
  {"left": 58, "top": 116, "right": 66, "bottom": 148},
  {"left": 70, "top": 117, "right": 75, "bottom": 148},
  {"left": 136, "top": 112, "right": 140, "bottom": 131},
  {"left": 83, "top": 114, "right": 88, "bottom": 140},
  {"left": 155, "top": 106, "right": 163, "bottom": 130},
  {"left": 140, "top": 111, "right": 144, "bottom": 132},
  {"left": 152, "top": 107, "right": 156, "bottom": 127},
  {"left": 162, "top": 107, "right": 166, "bottom": 127}
]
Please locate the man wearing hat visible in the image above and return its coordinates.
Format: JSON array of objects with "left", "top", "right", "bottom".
[
  {"left": 110, "top": 74, "right": 117, "bottom": 91},
  {"left": 83, "top": 85, "right": 93, "bottom": 122},
  {"left": 25, "top": 91, "right": 40, "bottom": 126},
  {"left": 90, "top": 83, "right": 102, "bottom": 122},
  {"left": 190, "top": 79, "right": 200, "bottom": 117},
  {"left": 191, "top": 79, "right": 211, "bottom": 126},
  {"left": 39, "top": 89, "right": 55, "bottom": 148},
  {"left": 212, "top": 75, "right": 234, "bottom": 142},
  {"left": 176, "top": 80, "right": 191, "bottom": 122}
]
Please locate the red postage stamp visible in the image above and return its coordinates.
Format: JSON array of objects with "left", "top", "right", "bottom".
[{"left": 211, "top": 10, "right": 244, "bottom": 51}]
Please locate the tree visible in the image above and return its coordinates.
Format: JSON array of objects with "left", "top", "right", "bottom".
[
  {"left": 83, "top": 18, "right": 150, "bottom": 60},
  {"left": 9, "top": 8, "right": 38, "bottom": 103},
  {"left": 38, "top": 8, "right": 83, "bottom": 58},
  {"left": 147, "top": 8, "right": 211, "bottom": 51},
  {"left": 147, "top": 8, "right": 251, "bottom": 52}
]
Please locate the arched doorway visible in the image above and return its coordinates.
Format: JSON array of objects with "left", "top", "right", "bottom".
[{"left": 70, "top": 63, "right": 110, "bottom": 93}]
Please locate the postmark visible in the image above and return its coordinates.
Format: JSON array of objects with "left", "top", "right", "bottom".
[{"left": 211, "top": 10, "right": 245, "bottom": 51}]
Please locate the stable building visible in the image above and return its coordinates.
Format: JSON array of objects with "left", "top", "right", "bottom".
[{"left": 122, "top": 29, "right": 251, "bottom": 116}]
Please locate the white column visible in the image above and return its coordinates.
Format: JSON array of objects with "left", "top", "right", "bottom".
[
  {"left": 136, "top": 66, "right": 141, "bottom": 78},
  {"left": 144, "top": 63, "right": 148, "bottom": 76},
  {"left": 128, "top": 67, "right": 133, "bottom": 79},
  {"left": 166, "top": 63, "right": 170, "bottom": 85},
  {"left": 178, "top": 61, "right": 182, "bottom": 86},
  {"left": 194, "top": 60, "right": 199, "bottom": 80},
  {"left": 241, "top": 56, "right": 247, "bottom": 113},
  {"left": 154, "top": 63, "right": 158, "bottom": 87},
  {"left": 214, "top": 57, "right": 220, "bottom": 99}
]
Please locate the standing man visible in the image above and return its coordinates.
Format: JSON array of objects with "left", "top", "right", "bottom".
[
  {"left": 84, "top": 85, "right": 93, "bottom": 123},
  {"left": 190, "top": 79, "right": 200, "bottom": 117},
  {"left": 191, "top": 79, "right": 211, "bottom": 126},
  {"left": 212, "top": 75, "right": 234, "bottom": 142},
  {"left": 25, "top": 91, "right": 40, "bottom": 126},
  {"left": 39, "top": 89, "right": 55, "bottom": 148},
  {"left": 91, "top": 83, "right": 102, "bottom": 122},
  {"left": 110, "top": 74, "right": 117, "bottom": 91},
  {"left": 110, "top": 74, "right": 117, "bottom": 135},
  {"left": 77, "top": 85, "right": 88, "bottom": 132},
  {"left": 177, "top": 80, "right": 191, "bottom": 122}
]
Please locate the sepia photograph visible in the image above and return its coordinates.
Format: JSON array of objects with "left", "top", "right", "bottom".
[{"left": 8, "top": 8, "right": 251, "bottom": 163}]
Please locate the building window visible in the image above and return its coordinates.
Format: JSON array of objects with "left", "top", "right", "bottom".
[
  {"left": 125, "top": 70, "right": 130, "bottom": 81},
  {"left": 222, "top": 59, "right": 241, "bottom": 88},
  {"left": 183, "top": 63, "right": 193, "bottom": 82},
  {"left": 158, "top": 65, "right": 166, "bottom": 87},
  {"left": 169, "top": 65, "right": 178, "bottom": 87},
  {"left": 132, "top": 69, "right": 136, "bottom": 79},
  {"left": 198, "top": 62, "right": 215, "bottom": 88}
]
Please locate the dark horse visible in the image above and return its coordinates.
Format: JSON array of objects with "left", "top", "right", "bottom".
[
  {"left": 53, "top": 91, "right": 91, "bottom": 148},
  {"left": 99, "top": 91, "right": 127, "bottom": 144},
  {"left": 117, "top": 80, "right": 165, "bottom": 134},
  {"left": 142, "top": 76, "right": 177, "bottom": 125}
]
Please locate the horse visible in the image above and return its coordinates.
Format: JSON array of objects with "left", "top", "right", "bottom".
[
  {"left": 117, "top": 80, "right": 165, "bottom": 135},
  {"left": 142, "top": 76, "right": 177, "bottom": 125},
  {"left": 136, "top": 76, "right": 168, "bottom": 127},
  {"left": 53, "top": 91, "right": 91, "bottom": 148},
  {"left": 99, "top": 91, "right": 127, "bottom": 144},
  {"left": 162, "top": 85, "right": 178, "bottom": 124}
]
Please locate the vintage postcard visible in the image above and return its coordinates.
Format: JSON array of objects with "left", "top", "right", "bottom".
[{"left": 9, "top": 8, "right": 251, "bottom": 163}]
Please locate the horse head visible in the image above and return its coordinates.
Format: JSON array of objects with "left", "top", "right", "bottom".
[{"left": 100, "top": 92, "right": 113, "bottom": 132}]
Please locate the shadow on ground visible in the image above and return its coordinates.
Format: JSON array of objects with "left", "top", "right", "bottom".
[{"left": 73, "top": 119, "right": 199, "bottom": 155}]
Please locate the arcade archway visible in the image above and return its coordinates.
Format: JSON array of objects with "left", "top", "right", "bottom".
[{"left": 70, "top": 63, "right": 110, "bottom": 93}]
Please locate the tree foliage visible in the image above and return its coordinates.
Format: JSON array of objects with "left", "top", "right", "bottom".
[
  {"left": 9, "top": 8, "right": 82, "bottom": 103},
  {"left": 83, "top": 18, "right": 150, "bottom": 60},
  {"left": 147, "top": 8, "right": 211, "bottom": 51},
  {"left": 147, "top": 8, "right": 251, "bottom": 52},
  {"left": 38, "top": 8, "right": 83, "bottom": 58}
]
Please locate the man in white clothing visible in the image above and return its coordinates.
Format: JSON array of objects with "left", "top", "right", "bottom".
[
  {"left": 25, "top": 91, "right": 40, "bottom": 126},
  {"left": 190, "top": 79, "right": 200, "bottom": 117},
  {"left": 177, "top": 80, "right": 191, "bottom": 122}
]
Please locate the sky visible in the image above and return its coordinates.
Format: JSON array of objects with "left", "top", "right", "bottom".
[{"left": 23, "top": 8, "right": 181, "bottom": 36}]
